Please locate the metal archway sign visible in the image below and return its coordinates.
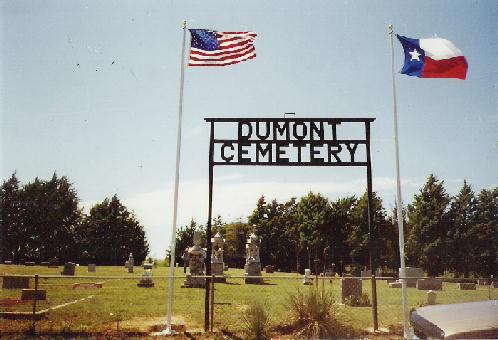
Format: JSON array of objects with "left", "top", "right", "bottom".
[{"left": 203, "top": 116, "right": 378, "bottom": 331}]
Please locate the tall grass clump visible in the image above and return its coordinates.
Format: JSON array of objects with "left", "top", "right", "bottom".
[
  {"left": 287, "top": 287, "right": 339, "bottom": 339},
  {"left": 242, "top": 299, "right": 270, "bottom": 340}
]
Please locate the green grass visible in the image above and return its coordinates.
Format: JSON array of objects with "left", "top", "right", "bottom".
[{"left": 1, "top": 264, "right": 497, "bottom": 337}]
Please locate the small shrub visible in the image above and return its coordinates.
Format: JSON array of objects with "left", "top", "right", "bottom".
[
  {"left": 287, "top": 287, "right": 339, "bottom": 339},
  {"left": 242, "top": 300, "right": 270, "bottom": 340},
  {"left": 344, "top": 293, "right": 371, "bottom": 307}
]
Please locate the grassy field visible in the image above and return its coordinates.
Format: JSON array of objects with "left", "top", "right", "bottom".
[{"left": 1, "top": 264, "right": 497, "bottom": 337}]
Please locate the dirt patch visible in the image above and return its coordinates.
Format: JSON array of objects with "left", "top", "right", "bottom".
[
  {"left": 116, "top": 316, "right": 203, "bottom": 333},
  {"left": 0, "top": 299, "right": 31, "bottom": 307}
]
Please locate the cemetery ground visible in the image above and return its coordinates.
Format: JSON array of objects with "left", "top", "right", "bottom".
[{"left": 1, "top": 264, "right": 497, "bottom": 338}]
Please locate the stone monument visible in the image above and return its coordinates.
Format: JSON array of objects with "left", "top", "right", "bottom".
[
  {"left": 137, "top": 263, "right": 154, "bottom": 287},
  {"left": 211, "top": 230, "right": 226, "bottom": 283},
  {"left": 303, "top": 268, "right": 313, "bottom": 285},
  {"left": 61, "top": 262, "right": 76, "bottom": 276},
  {"left": 427, "top": 290, "right": 437, "bottom": 305},
  {"left": 127, "top": 253, "right": 134, "bottom": 273},
  {"left": 88, "top": 264, "right": 96, "bottom": 272},
  {"left": 182, "top": 231, "right": 206, "bottom": 288},
  {"left": 401, "top": 267, "right": 424, "bottom": 288},
  {"left": 341, "top": 276, "right": 362, "bottom": 303},
  {"left": 244, "top": 232, "right": 263, "bottom": 284}
]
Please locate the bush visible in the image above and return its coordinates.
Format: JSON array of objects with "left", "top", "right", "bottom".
[
  {"left": 242, "top": 300, "right": 270, "bottom": 340},
  {"left": 287, "top": 287, "right": 339, "bottom": 339}
]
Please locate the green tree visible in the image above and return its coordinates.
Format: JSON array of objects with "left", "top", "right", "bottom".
[
  {"left": 347, "top": 192, "right": 395, "bottom": 273},
  {"left": 406, "top": 174, "right": 450, "bottom": 276},
  {"left": 18, "top": 173, "right": 82, "bottom": 262},
  {"left": 82, "top": 195, "right": 149, "bottom": 265},
  {"left": 447, "top": 181, "right": 476, "bottom": 276},
  {"left": 248, "top": 196, "right": 298, "bottom": 272},
  {"left": 468, "top": 188, "right": 497, "bottom": 277},
  {"left": 329, "top": 196, "right": 357, "bottom": 274},
  {"left": 0, "top": 173, "right": 23, "bottom": 262},
  {"left": 294, "top": 192, "right": 333, "bottom": 274},
  {"left": 224, "top": 219, "right": 250, "bottom": 268}
]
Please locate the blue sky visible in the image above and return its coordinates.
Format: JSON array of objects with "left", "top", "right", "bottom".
[{"left": 1, "top": 0, "right": 497, "bottom": 258}]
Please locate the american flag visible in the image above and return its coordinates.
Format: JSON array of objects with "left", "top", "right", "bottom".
[{"left": 188, "top": 29, "right": 257, "bottom": 66}]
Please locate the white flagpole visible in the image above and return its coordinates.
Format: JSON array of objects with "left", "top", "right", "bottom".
[
  {"left": 388, "top": 24, "right": 409, "bottom": 339},
  {"left": 164, "top": 19, "right": 188, "bottom": 335}
]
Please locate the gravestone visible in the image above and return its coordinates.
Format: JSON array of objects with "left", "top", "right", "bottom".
[
  {"left": 88, "top": 264, "right": 96, "bottom": 272},
  {"left": 477, "top": 278, "right": 491, "bottom": 285},
  {"left": 61, "top": 262, "right": 76, "bottom": 276},
  {"left": 417, "top": 278, "right": 442, "bottom": 290},
  {"left": 341, "top": 277, "right": 362, "bottom": 303},
  {"left": 137, "top": 263, "right": 154, "bottom": 287},
  {"left": 361, "top": 270, "right": 371, "bottom": 280},
  {"left": 493, "top": 280, "right": 498, "bottom": 288},
  {"left": 40, "top": 261, "right": 49, "bottom": 266},
  {"left": 401, "top": 267, "right": 424, "bottom": 288},
  {"left": 182, "top": 231, "right": 206, "bottom": 288},
  {"left": 25, "top": 261, "right": 35, "bottom": 266},
  {"left": 48, "top": 257, "right": 59, "bottom": 268},
  {"left": 303, "top": 269, "right": 313, "bottom": 285},
  {"left": 125, "top": 260, "right": 129, "bottom": 268},
  {"left": 127, "top": 253, "right": 134, "bottom": 273},
  {"left": 2, "top": 276, "right": 30, "bottom": 289},
  {"left": 457, "top": 282, "right": 476, "bottom": 290},
  {"left": 211, "top": 231, "right": 226, "bottom": 283},
  {"left": 21, "top": 289, "right": 47, "bottom": 300},
  {"left": 389, "top": 281, "right": 402, "bottom": 288},
  {"left": 4, "top": 260, "right": 13, "bottom": 265},
  {"left": 265, "top": 265, "right": 274, "bottom": 274},
  {"left": 244, "top": 232, "right": 263, "bottom": 284},
  {"left": 427, "top": 290, "right": 437, "bottom": 305}
]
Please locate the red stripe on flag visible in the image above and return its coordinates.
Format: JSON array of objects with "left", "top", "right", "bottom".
[
  {"left": 422, "top": 56, "right": 468, "bottom": 80},
  {"left": 189, "top": 47, "right": 255, "bottom": 62},
  {"left": 189, "top": 54, "right": 256, "bottom": 67}
]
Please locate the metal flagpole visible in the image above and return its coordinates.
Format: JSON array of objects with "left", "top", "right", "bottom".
[
  {"left": 164, "top": 19, "right": 188, "bottom": 335},
  {"left": 388, "top": 24, "right": 409, "bottom": 339}
]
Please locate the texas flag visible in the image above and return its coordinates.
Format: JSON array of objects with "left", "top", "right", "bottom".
[{"left": 397, "top": 35, "right": 468, "bottom": 80}]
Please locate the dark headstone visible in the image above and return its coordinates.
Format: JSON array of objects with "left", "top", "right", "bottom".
[
  {"left": 457, "top": 282, "right": 476, "bottom": 290},
  {"left": 265, "top": 265, "right": 274, "bottom": 273},
  {"left": 2, "top": 276, "right": 30, "bottom": 289},
  {"left": 21, "top": 289, "right": 46, "bottom": 300},
  {"left": 417, "top": 278, "right": 442, "bottom": 290},
  {"left": 61, "top": 262, "right": 76, "bottom": 276},
  {"left": 24, "top": 261, "right": 36, "bottom": 266},
  {"left": 477, "top": 278, "right": 492, "bottom": 285},
  {"left": 341, "top": 277, "right": 362, "bottom": 303}
]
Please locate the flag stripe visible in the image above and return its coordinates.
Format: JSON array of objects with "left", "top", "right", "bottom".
[
  {"left": 189, "top": 54, "right": 256, "bottom": 67},
  {"left": 190, "top": 45, "right": 254, "bottom": 59},
  {"left": 189, "top": 29, "right": 256, "bottom": 67},
  {"left": 190, "top": 48, "right": 255, "bottom": 63},
  {"left": 422, "top": 56, "right": 468, "bottom": 80}
]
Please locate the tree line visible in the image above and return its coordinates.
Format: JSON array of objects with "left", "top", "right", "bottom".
[
  {"left": 175, "top": 174, "right": 497, "bottom": 278},
  {"left": 0, "top": 173, "right": 149, "bottom": 265}
]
